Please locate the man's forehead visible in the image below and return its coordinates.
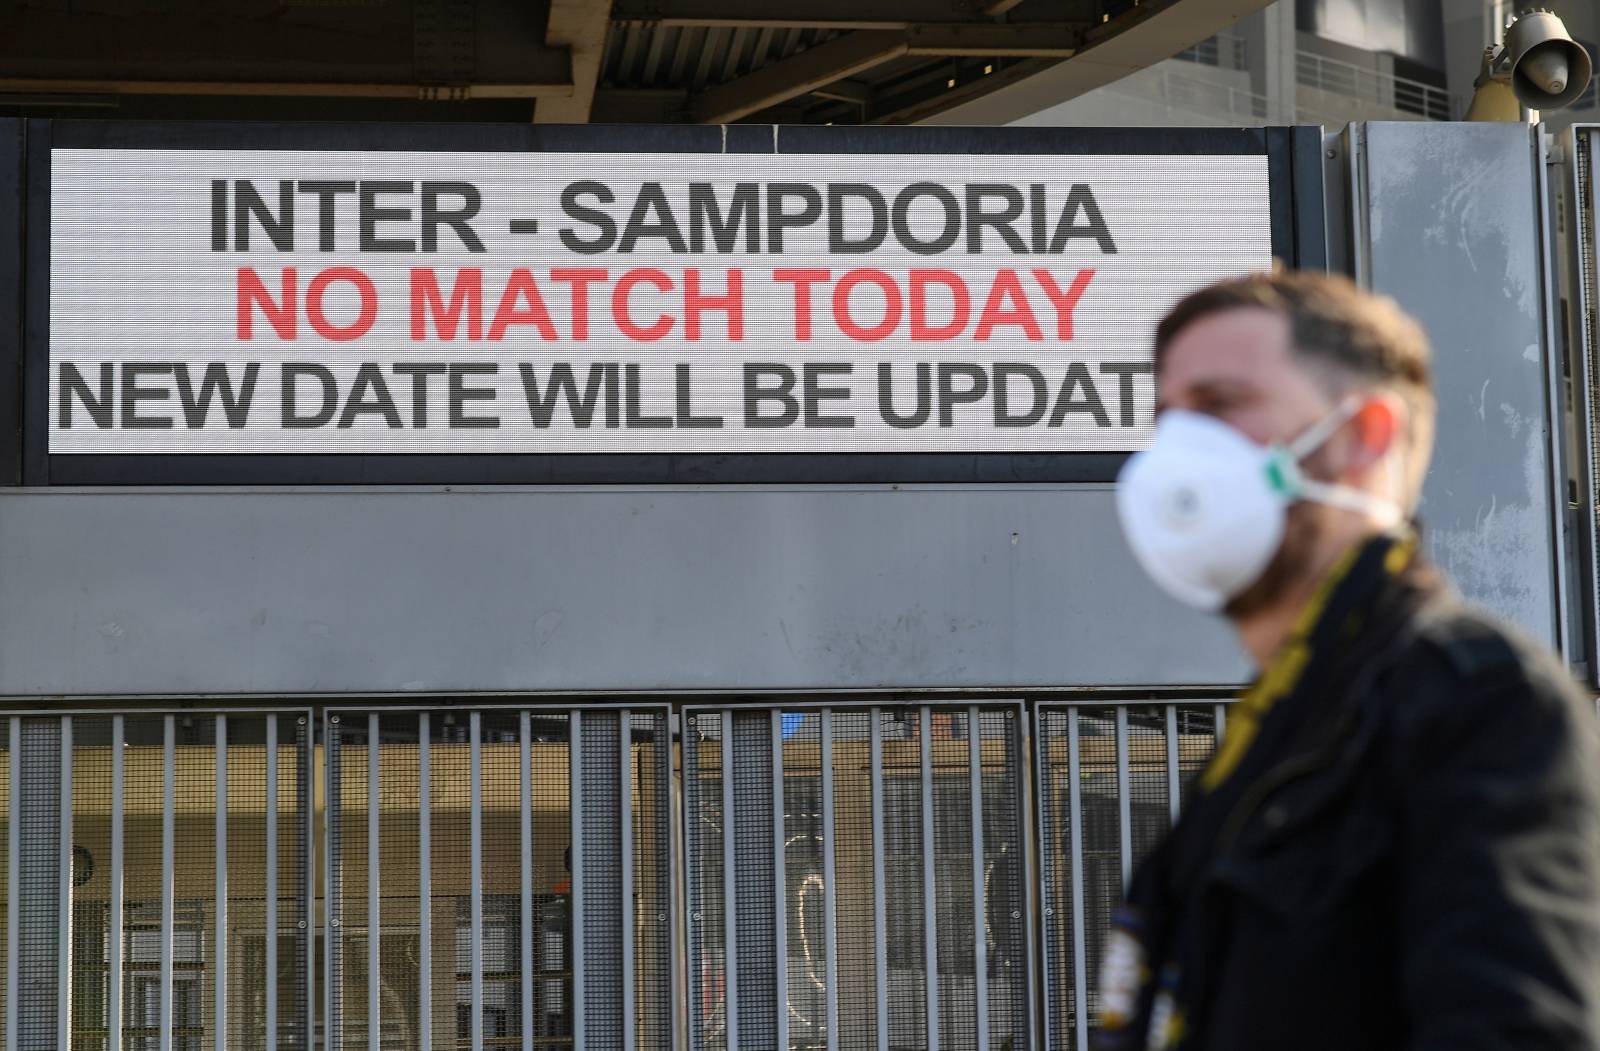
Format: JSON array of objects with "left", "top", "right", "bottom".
[{"left": 1157, "top": 307, "right": 1292, "bottom": 382}]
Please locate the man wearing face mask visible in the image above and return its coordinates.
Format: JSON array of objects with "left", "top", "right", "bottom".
[{"left": 1099, "top": 271, "right": 1600, "bottom": 1050}]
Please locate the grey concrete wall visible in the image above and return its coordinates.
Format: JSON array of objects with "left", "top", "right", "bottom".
[{"left": 0, "top": 485, "right": 1246, "bottom": 697}]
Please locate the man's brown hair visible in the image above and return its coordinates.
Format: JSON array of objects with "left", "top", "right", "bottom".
[{"left": 1154, "top": 270, "right": 1436, "bottom": 510}]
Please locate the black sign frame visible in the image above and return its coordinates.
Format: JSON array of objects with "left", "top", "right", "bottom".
[{"left": 16, "top": 119, "right": 1325, "bottom": 486}]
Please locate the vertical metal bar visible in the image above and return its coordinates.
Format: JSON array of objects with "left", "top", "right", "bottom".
[
  {"left": 1115, "top": 707, "right": 1132, "bottom": 892},
  {"left": 719, "top": 709, "right": 738, "bottom": 1051},
  {"left": 1535, "top": 126, "right": 1577, "bottom": 662},
  {"left": 109, "top": 716, "right": 124, "bottom": 1051},
  {"left": 569, "top": 713, "right": 586, "bottom": 1050},
  {"left": 919, "top": 706, "right": 940, "bottom": 1051},
  {"left": 1571, "top": 129, "right": 1600, "bottom": 687},
  {"left": 57, "top": 717, "right": 72, "bottom": 1051},
  {"left": 161, "top": 714, "right": 176, "bottom": 1051},
  {"left": 968, "top": 708, "right": 989, "bottom": 1051},
  {"left": 324, "top": 716, "right": 341, "bottom": 1051},
  {"left": 1165, "top": 705, "right": 1182, "bottom": 824},
  {"left": 215, "top": 716, "right": 228, "bottom": 1051},
  {"left": 418, "top": 713, "right": 432, "bottom": 1051},
  {"left": 1017, "top": 707, "right": 1042, "bottom": 1051},
  {"left": 869, "top": 710, "right": 888, "bottom": 1051},
  {"left": 5, "top": 719, "right": 16, "bottom": 1051},
  {"left": 821, "top": 709, "right": 840, "bottom": 1051},
  {"left": 668, "top": 712, "right": 688, "bottom": 1051},
  {"left": 368, "top": 713, "right": 381, "bottom": 1051},
  {"left": 620, "top": 711, "right": 636, "bottom": 1051},
  {"left": 1214, "top": 703, "right": 1227, "bottom": 744},
  {"left": 520, "top": 710, "right": 533, "bottom": 1051},
  {"left": 300, "top": 715, "right": 314, "bottom": 1051},
  {"left": 469, "top": 711, "right": 484, "bottom": 1051},
  {"left": 264, "top": 716, "right": 277, "bottom": 1051},
  {"left": 771, "top": 711, "right": 788, "bottom": 1051},
  {"left": 1068, "top": 711, "right": 1088, "bottom": 1051}
]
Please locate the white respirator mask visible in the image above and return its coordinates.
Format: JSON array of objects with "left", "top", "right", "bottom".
[{"left": 1115, "top": 398, "right": 1403, "bottom": 612}]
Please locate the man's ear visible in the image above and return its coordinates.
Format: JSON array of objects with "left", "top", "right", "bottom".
[{"left": 1346, "top": 394, "right": 1401, "bottom": 474}]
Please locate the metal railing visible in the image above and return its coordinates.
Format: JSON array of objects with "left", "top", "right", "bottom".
[
  {"left": 323, "top": 706, "right": 674, "bottom": 1051},
  {"left": 0, "top": 698, "right": 1240, "bottom": 1051},
  {"left": 1, "top": 710, "right": 315, "bottom": 1051},
  {"left": 681, "top": 704, "right": 1035, "bottom": 1051},
  {"left": 1296, "top": 50, "right": 1452, "bottom": 121},
  {"left": 1034, "top": 702, "right": 1227, "bottom": 1051},
  {"left": 1151, "top": 67, "right": 1286, "bottom": 125}
]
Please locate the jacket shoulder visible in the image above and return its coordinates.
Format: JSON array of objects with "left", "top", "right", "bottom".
[{"left": 1382, "top": 593, "right": 1595, "bottom": 741}]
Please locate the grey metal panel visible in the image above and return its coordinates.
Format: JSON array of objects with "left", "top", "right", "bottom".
[
  {"left": 1358, "top": 121, "right": 1561, "bottom": 645},
  {"left": 0, "top": 486, "right": 1244, "bottom": 696}
]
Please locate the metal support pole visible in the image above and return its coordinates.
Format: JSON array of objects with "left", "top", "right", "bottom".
[
  {"left": 300, "top": 715, "right": 314, "bottom": 1051},
  {"left": 57, "top": 718, "right": 72, "bottom": 1051},
  {"left": 920, "top": 707, "right": 940, "bottom": 1051},
  {"left": 324, "top": 716, "right": 342, "bottom": 1051},
  {"left": 620, "top": 712, "right": 636, "bottom": 1051},
  {"left": 821, "top": 709, "right": 840, "bottom": 1051},
  {"left": 1068, "top": 711, "right": 1088, "bottom": 1051},
  {"left": 109, "top": 717, "right": 124, "bottom": 1051},
  {"left": 1165, "top": 706, "right": 1182, "bottom": 824},
  {"left": 1017, "top": 708, "right": 1042, "bottom": 1051},
  {"left": 771, "top": 712, "right": 788, "bottom": 1051},
  {"left": 264, "top": 716, "right": 277, "bottom": 1051},
  {"left": 570, "top": 713, "right": 586, "bottom": 1049},
  {"left": 216, "top": 716, "right": 228, "bottom": 1051},
  {"left": 5, "top": 719, "right": 15, "bottom": 1051},
  {"left": 870, "top": 710, "right": 888, "bottom": 1051},
  {"left": 719, "top": 710, "right": 738, "bottom": 1051},
  {"left": 968, "top": 708, "right": 989, "bottom": 1051},
  {"left": 160, "top": 715, "right": 175, "bottom": 1051},
  {"left": 520, "top": 711, "right": 533, "bottom": 1051},
  {"left": 469, "top": 712, "right": 484, "bottom": 1051},
  {"left": 1115, "top": 707, "right": 1132, "bottom": 892},
  {"left": 1214, "top": 703, "right": 1227, "bottom": 743},
  {"left": 418, "top": 713, "right": 432, "bottom": 1051},
  {"left": 368, "top": 713, "right": 381, "bottom": 1051}
]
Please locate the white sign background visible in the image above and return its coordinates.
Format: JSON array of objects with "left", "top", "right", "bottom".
[{"left": 49, "top": 148, "right": 1272, "bottom": 454}]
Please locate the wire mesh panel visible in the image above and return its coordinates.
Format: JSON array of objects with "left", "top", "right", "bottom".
[
  {"left": 1034, "top": 703, "right": 1225, "bottom": 1051},
  {"left": 683, "top": 703, "right": 1031, "bottom": 1051},
  {"left": 324, "top": 706, "right": 673, "bottom": 1051},
  {"left": 1, "top": 711, "right": 312, "bottom": 1051}
]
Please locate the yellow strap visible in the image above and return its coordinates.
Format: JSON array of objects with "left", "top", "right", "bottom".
[
  {"left": 1199, "top": 531, "right": 1417, "bottom": 793},
  {"left": 1198, "top": 540, "right": 1363, "bottom": 793}
]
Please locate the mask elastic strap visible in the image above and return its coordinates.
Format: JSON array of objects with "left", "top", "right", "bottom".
[
  {"left": 1280, "top": 395, "right": 1405, "bottom": 525},
  {"left": 1297, "top": 477, "right": 1404, "bottom": 527},
  {"left": 1286, "top": 395, "right": 1362, "bottom": 461}
]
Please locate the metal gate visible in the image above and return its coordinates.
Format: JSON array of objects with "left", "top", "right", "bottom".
[
  {"left": 682, "top": 703, "right": 1035, "bottom": 1051},
  {"left": 0, "top": 699, "right": 1238, "bottom": 1051},
  {"left": 1033, "top": 702, "right": 1226, "bottom": 1051},
  {"left": 0, "top": 709, "right": 315, "bottom": 1051},
  {"left": 323, "top": 706, "right": 675, "bottom": 1051}
]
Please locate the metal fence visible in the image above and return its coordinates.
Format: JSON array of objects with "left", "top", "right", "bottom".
[
  {"left": 1034, "top": 703, "right": 1226, "bottom": 1051},
  {"left": 323, "top": 706, "right": 674, "bottom": 1051},
  {"left": 1, "top": 710, "right": 315, "bottom": 1051},
  {"left": 0, "top": 699, "right": 1237, "bottom": 1051},
  {"left": 1295, "top": 50, "right": 1452, "bottom": 121},
  {"left": 681, "top": 704, "right": 1034, "bottom": 1051}
]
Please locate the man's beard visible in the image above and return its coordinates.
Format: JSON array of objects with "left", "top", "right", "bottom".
[{"left": 1223, "top": 501, "right": 1329, "bottom": 621}]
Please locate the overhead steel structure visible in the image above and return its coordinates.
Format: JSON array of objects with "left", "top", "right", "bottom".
[{"left": 0, "top": 0, "right": 1271, "bottom": 124}]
